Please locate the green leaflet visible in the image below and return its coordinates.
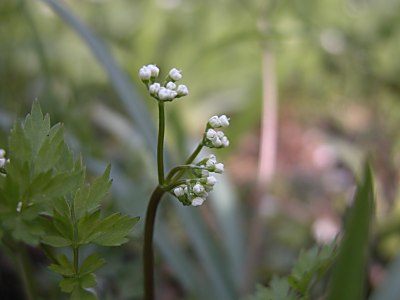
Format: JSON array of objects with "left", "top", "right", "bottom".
[{"left": 0, "top": 101, "right": 139, "bottom": 299}]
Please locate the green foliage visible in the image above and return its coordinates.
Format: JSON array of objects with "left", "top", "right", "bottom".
[
  {"left": 327, "top": 164, "right": 375, "bottom": 300},
  {"left": 248, "top": 242, "right": 337, "bottom": 300},
  {"left": 0, "top": 101, "right": 139, "bottom": 299}
]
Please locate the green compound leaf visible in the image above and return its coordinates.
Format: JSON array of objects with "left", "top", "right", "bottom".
[
  {"left": 79, "top": 253, "right": 106, "bottom": 275},
  {"left": 288, "top": 242, "right": 336, "bottom": 295},
  {"left": 248, "top": 277, "right": 297, "bottom": 300},
  {"left": 49, "top": 254, "right": 75, "bottom": 276},
  {"left": 74, "top": 165, "right": 112, "bottom": 220}
]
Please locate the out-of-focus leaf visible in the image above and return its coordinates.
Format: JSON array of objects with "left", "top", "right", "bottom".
[
  {"left": 41, "top": 0, "right": 157, "bottom": 154},
  {"left": 327, "top": 163, "right": 375, "bottom": 300}
]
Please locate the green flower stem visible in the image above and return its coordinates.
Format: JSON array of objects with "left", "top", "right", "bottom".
[
  {"left": 169, "top": 142, "right": 204, "bottom": 183},
  {"left": 165, "top": 164, "right": 204, "bottom": 183},
  {"left": 143, "top": 185, "right": 166, "bottom": 300},
  {"left": 157, "top": 102, "right": 165, "bottom": 185}
]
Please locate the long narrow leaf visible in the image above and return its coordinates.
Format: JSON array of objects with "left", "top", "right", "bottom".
[{"left": 327, "top": 164, "right": 375, "bottom": 300}]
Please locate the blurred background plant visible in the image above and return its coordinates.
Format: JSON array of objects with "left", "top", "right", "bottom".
[{"left": 1, "top": 0, "right": 400, "bottom": 299}]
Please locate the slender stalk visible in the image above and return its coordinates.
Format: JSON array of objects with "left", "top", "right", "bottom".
[
  {"left": 15, "top": 245, "right": 35, "bottom": 300},
  {"left": 169, "top": 142, "right": 204, "bottom": 183},
  {"left": 165, "top": 164, "right": 204, "bottom": 183},
  {"left": 157, "top": 102, "right": 165, "bottom": 185},
  {"left": 143, "top": 185, "right": 166, "bottom": 300}
]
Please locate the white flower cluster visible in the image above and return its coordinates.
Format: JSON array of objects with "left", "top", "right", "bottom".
[
  {"left": 172, "top": 154, "right": 224, "bottom": 207},
  {"left": 139, "top": 64, "right": 189, "bottom": 102},
  {"left": 204, "top": 115, "right": 230, "bottom": 148}
]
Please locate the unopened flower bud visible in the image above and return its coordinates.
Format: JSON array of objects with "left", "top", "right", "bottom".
[
  {"left": 166, "top": 81, "right": 176, "bottom": 90},
  {"left": 149, "top": 83, "right": 161, "bottom": 95},
  {"left": 214, "top": 163, "right": 224, "bottom": 173},
  {"left": 219, "top": 115, "right": 230, "bottom": 127},
  {"left": 208, "top": 116, "right": 221, "bottom": 128},
  {"left": 0, "top": 158, "right": 5, "bottom": 168},
  {"left": 139, "top": 66, "right": 152, "bottom": 80},
  {"left": 169, "top": 68, "right": 182, "bottom": 81},
  {"left": 192, "top": 197, "right": 205, "bottom": 207},
  {"left": 201, "top": 169, "right": 209, "bottom": 177},
  {"left": 206, "top": 129, "right": 217, "bottom": 141},
  {"left": 217, "top": 131, "right": 225, "bottom": 138},
  {"left": 173, "top": 186, "right": 185, "bottom": 197},
  {"left": 148, "top": 64, "right": 160, "bottom": 77},
  {"left": 212, "top": 138, "right": 222, "bottom": 147},
  {"left": 206, "top": 176, "right": 217, "bottom": 186},
  {"left": 221, "top": 136, "right": 230, "bottom": 148},
  {"left": 158, "top": 87, "right": 171, "bottom": 101},
  {"left": 193, "top": 183, "right": 205, "bottom": 195},
  {"left": 177, "top": 85, "right": 189, "bottom": 96},
  {"left": 0, "top": 149, "right": 5, "bottom": 158}
]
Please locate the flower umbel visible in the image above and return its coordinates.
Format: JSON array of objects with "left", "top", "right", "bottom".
[{"left": 139, "top": 65, "right": 189, "bottom": 102}]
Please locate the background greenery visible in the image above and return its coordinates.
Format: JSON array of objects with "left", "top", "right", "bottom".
[{"left": 1, "top": 0, "right": 400, "bottom": 299}]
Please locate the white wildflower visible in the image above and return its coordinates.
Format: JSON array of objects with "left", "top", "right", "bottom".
[
  {"left": 208, "top": 116, "right": 221, "bottom": 128},
  {"left": 0, "top": 158, "right": 5, "bottom": 168},
  {"left": 176, "top": 84, "right": 189, "bottom": 96},
  {"left": 201, "top": 169, "right": 209, "bottom": 177},
  {"left": 206, "top": 176, "right": 217, "bottom": 186},
  {"left": 173, "top": 186, "right": 185, "bottom": 197},
  {"left": 149, "top": 83, "right": 161, "bottom": 95},
  {"left": 221, "top": 136, "right": 230, "bottom": 148},
  {"left": 0, "top": 149, "right": 5, "bottom": 158},
  {"left": 217, "top": 131, "right": 225, "bottom": 138},
  {"left": 169, "top": 68, "right": 182, "bottom": 81},
  {"left": 147, "top": 64, "right": 160, "bottom": 77},
  {"left": 219, "top": 115, "right": 230, "bottom": 127},
  {"left": 214, "top": 163, "right": 224, "bottom": 173},
  {"left": 192, "top": 197, "right": 205, "bottom": 207},
  {"left": 139, "top": 66, "right": 152, "bottom": 80},
  {"left": 212, "top": 138, "right": 222, "bottom": 148},
  {"left": 206, "top": 129, "right": 218, "bottom": 141},
  {"left": 166, "top": 81, "right": 176, "bottom": 90},
  {"left": 193, "top": 183, "right": 205, "bottom": 195}
]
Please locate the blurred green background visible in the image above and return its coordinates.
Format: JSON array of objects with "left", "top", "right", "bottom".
[{"left": 1, "top": 0, "right": 400, "bottom": 299}]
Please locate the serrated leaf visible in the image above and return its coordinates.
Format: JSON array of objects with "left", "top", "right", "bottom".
[
  {"left": 80, "top": 273, "right": 97, "bottom": 289},
  {"left": 77, "top": 210, "right": 101, "bottom": 245},
  {"left": 79, "top": 253, "right": 106, "bottom": 275},
  {"left": 70, "top": 286, "right": 97, "bottom": 300},
  {"left": 41, "top": 169, "right": 84, "bottom": 199},
  {"left": 24, "top": 101, "right": 50, "bottom": 157},
  {"left": 8, "top": 122, "right": 31, "bottom": 163},
  {"left": 91, "top": 214, "right": 139, "bottom": 246},
  {"left": 42, "top": 235, "right": 72, "bottom": 247},
  {"left": 60, "top": 277, "right": 78, "bottom": 293},
  {"left": 34, "top": 123, "right": 66, "bottom": 173},
  {"left": 74, "top": 165, "right": 112, "bottom": 219}
]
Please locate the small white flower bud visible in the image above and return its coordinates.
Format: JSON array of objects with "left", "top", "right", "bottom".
[
  {"left": 208, "top": 116, "right": 221, "bottom": 128},
  {"left": 0, "top": 149, "right": 5, "bottom": 158},
  {"left": 169, "top": 68, "right": 182, "bottom": 81},
  {"left": 217, "top": 131, "right": 225, "bottom": 138},
  {"left": 221, "top": 136, "right": 230, "bottom": 148},
  {"left": 206, "top": 176, "right": 217, "bottom": 186},
  {"left": 214, "top": 163, "right": 224, "bottom": 173},
  {"left": 212, "top": 138, "right": 222, "bottom": 147},
  {"left": 0, "top": 158, "right": 5, "bottom": 168},
  {"left": 139, "top": 66, "right": 152, "bottom": 80},
  {"left": 219, "top": 115, "right": 230, "bottom": 127},
  {"left": 149, "top": 83, "right": 161, "bottom": 95},
  {"left": 206, "top": 129, "right": 217, "bottom": 141},
  {"left": 16, "top": 201, "right": 22, "bottom": 213},
  {"left": 193, "top": 183, "right": 205, "bottom": 195},
  {"left": 177, "top": 84, "right": 189, "bottom": 96},
  {"left": 158, "top": 87, "right": 171, "bottom": 101},
  {"left": 166, "top": 81, "right": 176, "bottom": 90},
  {"left": 147, "top": 64, "right": 160, "bottom": 77},
  {"left": 169, "top": 90, "right": 178, "bottom": 99},
  {"left": 173, "top": 186, "right": 185, "bottom": 197},
  {"left": 201, "top": 169, "right": 209, "bottom": 177},
  {"left": 192, "top": 197, "right": 205, "bottom": 207}
]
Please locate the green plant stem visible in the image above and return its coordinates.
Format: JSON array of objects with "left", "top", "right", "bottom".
[
  {"left": 143, "top": 185, "right": 166, "bottom": 300},
  {"left": 157, "top": 102, "right": 165, "bottom": 185},
  {"left": 165, "top": 164, "right": 204, "bottom": 183},
  {"left": 170, "top": 142, "right": 204, "bottom": 183},
  {"left": 15, "top": 245, "right": 35, "bottom": 300}
]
